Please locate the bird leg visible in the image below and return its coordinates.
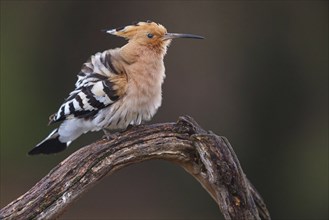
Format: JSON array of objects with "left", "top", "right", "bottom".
[
  {"left": 102, "top": 128, "right": 120, "bottom": 140},
  {"left": 102, "top": 123, "right": 144, "bottom": 140}
]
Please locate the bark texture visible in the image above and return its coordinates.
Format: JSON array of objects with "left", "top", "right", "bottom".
[{"left": 0, "top": 116, "right": 270, "bottom": 220}]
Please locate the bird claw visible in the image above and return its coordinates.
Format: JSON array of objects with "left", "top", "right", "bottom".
[{"left": 102, "top": 129, "right": 120, "bottom": 140}]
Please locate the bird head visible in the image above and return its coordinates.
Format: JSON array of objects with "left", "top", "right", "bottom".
[{"left": 103, "top": 20, "right": 204, "bottom": 51}]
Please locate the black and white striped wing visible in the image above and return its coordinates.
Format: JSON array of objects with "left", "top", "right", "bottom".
[{"left": 49, "top": 51, "right": 120, "bottom": 124}]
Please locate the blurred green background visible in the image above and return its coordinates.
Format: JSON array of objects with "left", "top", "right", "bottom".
[{"left": 1, "top": 1, "right": 328, "bottom": 219}]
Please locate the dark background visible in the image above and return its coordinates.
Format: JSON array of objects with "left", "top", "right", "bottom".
[{"left": 1, "top": 1, "right": 328, "bottom": 219}]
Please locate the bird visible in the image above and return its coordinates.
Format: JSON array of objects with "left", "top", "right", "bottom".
[{"left": 28, "top": 20, "right": 204, "bottom": 155}]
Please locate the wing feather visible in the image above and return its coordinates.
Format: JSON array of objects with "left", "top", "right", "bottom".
[{"left": 49, "top": 50, "right": 125, "bottom": 124}]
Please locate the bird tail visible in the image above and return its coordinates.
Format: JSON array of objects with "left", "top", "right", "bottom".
[
  {"left": 28, "top": 129, "right": 71, "bottom": 155},
  {"left": 28, "top": 119, "right": 93, "bottom": 155}
]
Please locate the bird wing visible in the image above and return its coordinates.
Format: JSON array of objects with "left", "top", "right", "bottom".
[{"left": 49, "top": 50, "right": 126, "bottom": 124}]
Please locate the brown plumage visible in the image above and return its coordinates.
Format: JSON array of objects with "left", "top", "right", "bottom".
[{"left": 28, "top": 21, "right": 203, "bottom": 155}]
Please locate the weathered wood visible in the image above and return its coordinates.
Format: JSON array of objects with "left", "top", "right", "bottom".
[{"left": 0, "top": 116, "right": 270, "bottom": 220}]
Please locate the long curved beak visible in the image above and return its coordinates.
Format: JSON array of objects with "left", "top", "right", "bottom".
[{"left": 164, "top": 33, "right": 204, "bottom": 40}]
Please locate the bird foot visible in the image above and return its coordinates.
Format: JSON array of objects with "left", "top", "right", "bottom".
[
  {"left": 102, "top": 124, "right": 140, "bottom": 140},
  {"left": 102, "top": 129, "right": 120, "bottom": 140}
]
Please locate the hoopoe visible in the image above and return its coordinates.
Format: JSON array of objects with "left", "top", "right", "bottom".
[{"left": 28, "top": 20, "right": 203, "bottom": 155}]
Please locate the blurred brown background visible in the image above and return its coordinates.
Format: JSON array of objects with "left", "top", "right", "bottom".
[{"left": 1, "top": 1, "right": 328, "bottom": 219}]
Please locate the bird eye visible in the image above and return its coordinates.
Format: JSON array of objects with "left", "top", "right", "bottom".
[{"left": 147, "top": 33, "right": 154, "bottom": 38}]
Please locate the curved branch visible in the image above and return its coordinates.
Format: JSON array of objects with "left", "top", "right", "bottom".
[{"left": 0, "top": 116, "right": 270, "bottom": 220}]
